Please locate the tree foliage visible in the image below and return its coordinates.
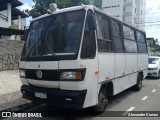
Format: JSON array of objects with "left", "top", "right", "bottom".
[
  {"left": 150, "top": 44, "right": 160, "bottom": 55},
  {"left": 25, "top": 0, "right": 89, "bottom": 18},
  {"left": 8, "top": 25, "right": 19, "bottom": 30}
]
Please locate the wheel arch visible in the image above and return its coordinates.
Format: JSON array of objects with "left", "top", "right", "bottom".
[{"left": 99, "top": 81, "right": 114, "bottom": 97}]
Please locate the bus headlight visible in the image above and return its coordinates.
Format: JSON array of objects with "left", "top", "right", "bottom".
[
  {"left": 60, "top": 71, "right": 82, "bottom": 80},
  {"left": 19, "top": 69, "right": 25, "bottom": 77}
]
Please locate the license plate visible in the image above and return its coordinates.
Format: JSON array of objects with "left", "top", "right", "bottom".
[{"left": 35, "top": 92, "right": 47, "bottom": 99}]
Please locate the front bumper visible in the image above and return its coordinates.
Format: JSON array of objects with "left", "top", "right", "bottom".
[
  {"left": 21, "top": 85, "right": 87, "bottom": 110},
  {"left": 147, "top": 70, "right": 159, "bottom": 77}
]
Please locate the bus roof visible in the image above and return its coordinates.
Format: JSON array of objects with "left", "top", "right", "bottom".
[
  {"left": 31, "top": 4, "right": 145, "bottom": 33},
  {"left": 32, "top": 5, "right": 87, "bottom": 22}
]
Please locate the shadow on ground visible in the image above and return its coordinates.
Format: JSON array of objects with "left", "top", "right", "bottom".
[{"left": 145, "top": 76, "right": 160, "bottom": 80}]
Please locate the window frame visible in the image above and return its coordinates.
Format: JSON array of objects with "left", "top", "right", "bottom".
[
  {"left": 122, "top": 24, "right": 138, "bottom": 53},
  {"left": 80, "top": 10, "right": 96, "bottom": 59},
  {"left": 95, "top": 11, "right": 113, "bottom": 53},
  {"left": 136, "top": 31, "right": 148, "bottom": 53},
  {"left": 111, "top": 19, "right": 124, "bottom": 53},
  {"left": 94, "top": 9, "right": 147, "bottom": 54}
]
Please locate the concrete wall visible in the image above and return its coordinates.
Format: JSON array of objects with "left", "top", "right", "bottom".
[{"left": 0, "top": 40, "right": 24, "bottom": 71}]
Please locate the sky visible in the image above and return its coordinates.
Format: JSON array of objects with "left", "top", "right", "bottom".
[{"left": 19, "top": 0, "right": 160, "bottom": 41}]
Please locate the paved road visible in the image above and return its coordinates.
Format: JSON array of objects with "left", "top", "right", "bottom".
[
  {"left": 0, "top": 70, "right": 31, "bottom": 111},
  {"left": 3, "top": 77, "right": 160, "bottom": 120}
]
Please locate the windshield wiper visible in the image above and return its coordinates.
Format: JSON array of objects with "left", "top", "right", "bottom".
[{"left": 27, "top": 23, "right": 57, "bottom": 58}]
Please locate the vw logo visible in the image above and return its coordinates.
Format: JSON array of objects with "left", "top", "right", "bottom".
[{"left": 36, "top": 70, "right": 43, "bottom": 79}]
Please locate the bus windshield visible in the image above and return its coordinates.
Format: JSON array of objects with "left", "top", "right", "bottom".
[{"left": 22, "top": 10, "right": 85, "bottom": 60}]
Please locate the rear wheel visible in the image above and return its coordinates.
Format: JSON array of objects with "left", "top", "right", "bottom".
[
  {"left": 133, "top": 73, "right": 143, "bottom": 91},
  {"left": 93, "top": 87, "right": 108, "bottom": 114}
]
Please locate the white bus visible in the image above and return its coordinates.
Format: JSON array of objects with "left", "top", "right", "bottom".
[{"left": 19, "top": 5, "right": 148, "bottom": 113}]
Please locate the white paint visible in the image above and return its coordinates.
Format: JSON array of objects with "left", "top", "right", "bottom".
[
  {"left": 152, "top": 89, "right": 156, "bottom": 92},
  {"left": 0, "top": 6, "right": 11, "bottom": 28},
  {"left": 25, "top": 61, "right": 59, "bottom": 70},
  {"left": 98, "top": 53, "right": 115, "bottom": 82},
  {"left": 122, "top": 107, "right": 135, "bottom": 116},
  {"left": 141, "top": 96, "right": 148, "bottom": 100},
  {"left": 114, "top": 53, "right": 125, "bottom": 77},
  {"left": 18, "top": 15, "right": 22, "bottom": 29},
  {"left": 125, "top": 54, "right": 138, "bottom": 74},
  {"left": 113, "top": 72, "right": 137, "bottom": 95},
  {"left": 138, "top": 54, "right": 149, "bottom": 73},
  {"left": 7, "top": 3, "right": 11, "bottom": 26},
  {"left": 148, "top": 56, "right": 160, "bottom": 78}
]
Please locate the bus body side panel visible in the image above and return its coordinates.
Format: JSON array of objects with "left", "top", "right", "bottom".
[
  {"left": 98, "top": 53, "right": 115, "bottom": 82},
  {"left": 113, "top": 53, "right": 125, "bottom": 95},
  {"left": 113, "top": 53, "right": 138, "bottom": 95},
  {"left": 113, "top": 72, "right": 138, "bottom": 95},
  {"left": 114, "top": 53, "right": 125, "bottom": 78},
  {"left": 59, "top": 59, "right": 99, "bottom": 108},
  {"left": 138, "top": 54, "right": 148, "bottom": 78},
  {"left": 124, "top": 53, "right": 138, "bottom": 88},
  {"left": 125, "top": 53, "right": 138, "bottom": 74}
]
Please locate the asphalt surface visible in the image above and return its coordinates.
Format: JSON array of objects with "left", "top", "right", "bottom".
[{"left": 2, "top": 77, "right": 160, "bottom": 120}]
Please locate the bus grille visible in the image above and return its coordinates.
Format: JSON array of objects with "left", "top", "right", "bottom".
[{"left": 25, "top": 69, "right": 60, "bottom": 81}]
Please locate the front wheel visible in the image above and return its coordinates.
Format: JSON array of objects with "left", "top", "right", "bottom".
[
  {"left": 133, "top": 74, "right": 143, "bottom": 91},
  {"left": 93, "top": 88, "right": 108, "bottom": 114}
]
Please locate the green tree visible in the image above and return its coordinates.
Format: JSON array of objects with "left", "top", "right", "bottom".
[
  {"left": 25, "top": 0, "right": 89, "bottom": 18},
  {"left": 8, "top": 25, "right": 19, "bottom": 30},
  {"left": 150, "top": 44, "right": 160, "bottom": 55}
]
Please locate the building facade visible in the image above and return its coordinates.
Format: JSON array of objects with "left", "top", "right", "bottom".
[
  {"left": 102, "top": 0, "right": 146, "bottom": 30},
  {"left": 0, "top": 0, "right": 28, "bottom": 39}
]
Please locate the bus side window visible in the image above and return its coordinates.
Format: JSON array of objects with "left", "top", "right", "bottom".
[
  {"left": 137, "top": 32, "right": 147, "bottom": 53},
  {"left": 112, "top": 20, "right": 124, "bottom": 52},
  {"left": 80, "top": 15, "right": 96, "bottom": 59},
  {"left": 95, "top": 12, "right": 112, "bottom": 52},
  {"left": 123, "top": 25, "right": 137, "bottom": 53}
]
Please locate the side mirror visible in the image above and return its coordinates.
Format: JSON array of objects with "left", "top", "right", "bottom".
[
  {"left": 87, "top": 14, "right": 96, "bottom": 31},
  {"left": 24, "top": 29, "right": 29, "bottom": 41}
]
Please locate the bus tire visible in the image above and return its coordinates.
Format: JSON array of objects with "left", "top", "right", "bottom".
[
  {"left": 93, "top": 87, "right": 108, "bottom": 114},
  {"left": 134, "top": 73, "right": 142, "bottom": 91}
]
